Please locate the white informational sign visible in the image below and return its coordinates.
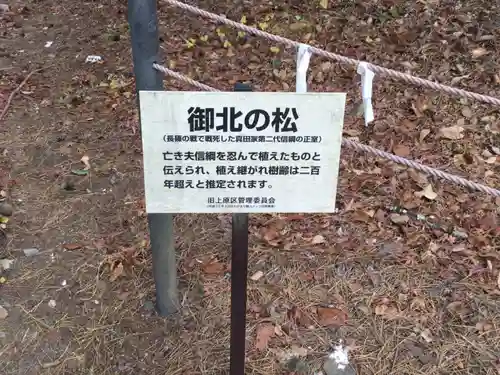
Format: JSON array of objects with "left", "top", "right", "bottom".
[{"left": 139, "top": 91, "right": 346, "bottom": 213}]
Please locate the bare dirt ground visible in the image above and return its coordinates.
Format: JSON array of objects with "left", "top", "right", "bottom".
[{"left": 1, "top": 0, "right": 500, "bottom": 374}]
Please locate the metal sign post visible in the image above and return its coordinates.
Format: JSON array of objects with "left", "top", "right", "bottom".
[
  {"left": 128, "top": 0, "right": 179, "bottom": 316},
  {"left": 230, "top": 83, "right": 252, "bottom": 375},
  {"left": 230, "top": 212, "right": 249, "bottom": 375}
]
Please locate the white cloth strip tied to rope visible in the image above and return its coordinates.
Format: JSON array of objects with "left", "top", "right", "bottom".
[
  {"left": 152, "top": 63, "right": 500, "bottom": 198},
  {"left": 162, "top": 0, "right": 500, "bottom": 107},
  {"left": 357, "top": 62, "right": 375, "bottom": 127},
  {"left": 296, "top": 44, "right": 312, "bottom": 94}
]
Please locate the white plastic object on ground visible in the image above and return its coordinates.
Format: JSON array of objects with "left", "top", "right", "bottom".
[
  {"left": 85, "top": 55, "right": 103, "bottom": 63},
  {"left": 329, "top": 343, "right": 349, "bottom": 370}
]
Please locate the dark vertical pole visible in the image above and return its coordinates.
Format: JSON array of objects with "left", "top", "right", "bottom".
[
  {"left": 128, "top": 0, "right": 179, "bottom": 316},
  {"left": 230, "top": 83, "right": 252, "bottom": 375}
]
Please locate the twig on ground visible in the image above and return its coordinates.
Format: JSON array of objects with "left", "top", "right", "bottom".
[
  {"left": 17, "top": 304, "right": 54, "bottom": 330},
  {"left": 0, "top": 67, "right": 44, "bottom": 121},
  {"left": 40, "top": 343, "right": 71, "bottom": 369}
]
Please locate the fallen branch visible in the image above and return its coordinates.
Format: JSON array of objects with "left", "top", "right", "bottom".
[{"left": 0, "top": 67, "right": 44, "bottom": 121}]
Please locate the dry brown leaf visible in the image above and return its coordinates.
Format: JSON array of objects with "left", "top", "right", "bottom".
[
  {"left": 451, "top": 244, "right": 468, "bottom": 254},
  {"left": 0, "top": 259, "right": 14, "bottom": 271},
  {"left": 203, "top": 260, "right": 225, "bottom": 275},
  {"left": 319, "top": 0, "right": 328, "bottom": 9},
  {"left": 271, "top": 346, "right": 308, "bottom": 363},
  {"left": 439, "top": 126, "right": 464, "bottom": 140},
  {"left": 255, "top": 324, "right": 275, "bottom": 350},
  {"left": 80, "top": 155, "right": 91, "bottom": 170},
  {"left": 365, "top": 209, "right": 375, "bottom": 217},
  {"left": 311, "top": 234, "right": 326, "bottom": 244},
  {"left": 289, "top": 22, "right": 308, "bottom": 31},
  {"left": 117, "top": 291, "right": 130, "bottom": 300},
  {"left": 320, "top": 61, "right": 332, "bottom": 71},
  {"left": 109, "top": 262, "right": 124, "bottom": 282},
  {"left": 483, "top": 149, "right": 495, "bottom": 158},
  {"left": 447, "top": 301, "right": 469, "bottom": 315},
  {"left": 299, "top": 271, "right": 314, "bottom": 281},
  {"left": 393, "top": 144, "right": 411, "bottom": 157},
  {"left": 63, "top": 243, "right": 83, "bottom": 250},
  {"left": 349, "top": 282, "right": 363, "bottom": 293},
  {"left": 471, "top": 47, "right": 488, "bottom": 58},
  {"left": 343, "top": 128, "right": 361, "bottom": 137},
  {"left": 285, "top": 214, "right": 305, "bottom": 221},
  {"left": 401, "top": 119, "right": 417, "bottom": 130},
  {"left": 390, "top": 213, "right": 409, "bottom": 224},
  {"left": 453, "top": 154, "right": 466, "bottom": 168},
  {"left": 352, "top": 210, "right": 372, "bottom": 223},
  {"left": 250, "top": 270, "right": 264, "bottom": 281},
  {"left": 495, "top": 73, "right": 500, "bottom": 86},
  {"left": 367, "top": 267, "right": 381, "bottom": 286},
  {"left": 375, "top": 209, "right": 385, "bottom": 221},
  {"left": 410, "top": 297, "right": 426, "bottom": 310},
  {"left": 0, "top": 305, "right": 7, "bottom": 320},
  {"left": 408, "top": 169, "right": 428, "bottom": 184},
  {"left": 94, "top": 239, "right": 106, "bottom": 250},
  {"left": 374, "top": 304, "right": 399, "bottom": 319},
  {"left": 343, "top": 198, "right": 355, "bottom": 212},
  {"left": 274, "top": 324, "right": 284, "bottom": 336},
  {"left": 412, "top": 97, "right": 429, "bottom": 117},
  {"left": 287, "top": 306, "right": 310, "bottom": 326},
  {"left": 415, "top": 184, "right": 437, "bottom": 200},
  {"left": 249, "top": 304, "right": 262, "bottom": 314},
  {"left": 374, "top": 304, "right": 386, "bottom": 315},
  {"left": 290, "top": 345, "right": 308, "bottom": 357},
  {"left": 476, "top": 320, "right": 494, "bottom": 332},
  {"left": 419, "top": 129, "right": 431, "bottom": 142},
  {"left": 461, "top": 107, "right": 473, "bottom": 118},
  {"left": 487, "top": 259, "right": 493, "bottom": 272},
  {"left": 262, "top": 227, "right": 279, "bottom": 242},
  {"left": 420, "top": 328, "right": 433, "bottom": 343},
  {"left": 261, "top": 220, "right": 285, "bottom": 245},
  {"left": 317, "top": 307, "right": 348, "bottom": 327},
  {"left": 121, "top": 247, "right": 140, "bottom": 266}
]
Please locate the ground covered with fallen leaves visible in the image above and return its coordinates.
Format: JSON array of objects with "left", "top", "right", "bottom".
[{"left": 1, "top": 0, "right": 500, "bottom": 374}]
